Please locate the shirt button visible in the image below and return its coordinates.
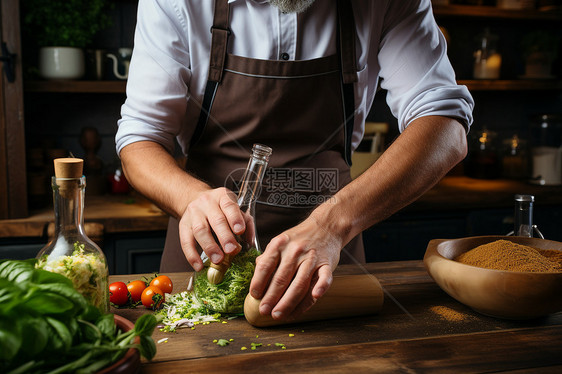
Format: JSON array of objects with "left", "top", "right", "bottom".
[{"left": 280, "top": 53, "right": 290, "bottom": 60}]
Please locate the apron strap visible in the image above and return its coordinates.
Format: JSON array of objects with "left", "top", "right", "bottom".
[
  {"left": 337, "top": 0, "right": 357, "bottom": 166},
  {"left": 208, "top": 0, "right": 231, "bottom": 83},
  {"left": 191, "top": 0, "right": 230, "bottom": 147},
  {"left": 192, "top": 0, "right": 358, "bottom": 156}
]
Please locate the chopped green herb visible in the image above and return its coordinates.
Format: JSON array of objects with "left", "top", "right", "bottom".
[
  {"left": 216, "top": 339, "right": 230, "bottom": 347},
  {"left": 155, "top": 291, "right": 221, "bottom": 332},
  {"left": 193, "top": 248, "right": 260, "bottom": 313}
]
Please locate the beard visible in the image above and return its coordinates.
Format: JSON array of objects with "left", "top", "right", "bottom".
[{"left": 268, "top": 0, "right": 316, "bottom": 13}]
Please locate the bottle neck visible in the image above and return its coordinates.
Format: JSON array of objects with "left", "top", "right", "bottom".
[
  {"left": 237, "top": 156, "right": 268, "bottom": 210},
  {"left": 514, "top": 194, "right": 534, "bottom": 237},
  {"left": 52, "top": 176, "right": 86, "bottom": 237},
  {"left": 237, "top": 145, "right": 272, "bottom": 210}
]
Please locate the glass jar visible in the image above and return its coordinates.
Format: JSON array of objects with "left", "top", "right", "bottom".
[
  {"left": 501, "top": 135, "right": 529, "bottom": 179},
  {"left": 192, "top": 144, "right": 272, "bottom": 314},
  {"left": 473, "top": 28, "right": 502, "bottom": 79},
  {"left": 36, "top": 164, "right": 109, "bottom": 313},
  {"left": 465, "top": 128, "right": 500, "bottom": 179}
]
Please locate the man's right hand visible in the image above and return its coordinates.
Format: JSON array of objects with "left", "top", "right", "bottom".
[{"left": 178, "top": 187, "right": 246, "bottom": 271}]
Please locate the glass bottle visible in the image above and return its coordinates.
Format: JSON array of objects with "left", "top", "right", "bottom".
[
  {"left": 192, "top": 144, "right": 272, "bottom": 314},
  {"left": 36, "top": 158, "right": 109, "bottom": 313},
  {"left": 511, "top": 194, "right": 544, "bottom": 239},
  {"left": 473, "top": 28, "right": 502, "bottom": 80}
]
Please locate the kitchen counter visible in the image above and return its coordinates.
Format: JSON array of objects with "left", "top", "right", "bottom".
[
  {"left": 2, "top": 176, "right": 561, "bottom": 239},
  {"left": 0, "top": 193, "right": 169, "bottom": 238},
  {"left": 110, "top": 261, "right": 562, "bottom": 373}
]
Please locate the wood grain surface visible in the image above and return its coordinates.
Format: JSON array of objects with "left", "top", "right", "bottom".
[{"left": 110, "top": 262, "right": 562, "bottom": 373}]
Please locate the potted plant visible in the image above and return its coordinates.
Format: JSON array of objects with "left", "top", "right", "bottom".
[
  {"left": 520, "top": 30, "right": 559, "bottom": 78},
  {"left": 21, "top": 0, "right": 112, "bottom": 80}
]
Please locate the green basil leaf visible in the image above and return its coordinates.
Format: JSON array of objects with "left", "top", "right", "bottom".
[
  {"left": 138, "top": 334, "right": 157, "bottom": 360},
  {"left": 0, "top": 317, "right": 22, "bottom": 361},
  {"left": 133, "top": 314, "right": 158, "bottom": 336},
  {"left": 79, "top": 304, "right": 102, "bottom": 323},
  {"left": 45, "top": 317, "right": 73, "bottom": 352},
  {"left": 32, "top": 268, "right": 73, "bottom": 287},
  {"left": 78, "top": 319, "right": 101, "bottom": 343},
  {"left": 19, "top": 316, "right": 49, "bottom": 358},
  {"left": 96, "top": 314, "right": 116, "bottom": 339},
  {"left": 0, "top": 259, "right": 35, "bottom": 284},
  {"left": 0, "top": 279, "right": 21, "bottom": 314},
  {"left": 24, "top": 290, "right": 74, "bottom": 315},
  {"left": 35, "top": 283, "right": 88, "bottom": 314}
]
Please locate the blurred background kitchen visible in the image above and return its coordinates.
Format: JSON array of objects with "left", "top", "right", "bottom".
[{"left": 1, "top": 0, "right": 561, "bottom": 274}]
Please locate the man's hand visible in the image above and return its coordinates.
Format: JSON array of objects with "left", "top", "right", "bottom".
[
  {"left": 249, "top": 215, "right": 343, "bottom": 321},
  {"left": 179, "top": 187, "right": 247, "bottom": 271}
]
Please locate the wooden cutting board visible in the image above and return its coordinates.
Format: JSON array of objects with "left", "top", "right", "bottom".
[{"left": 244, "top": 273, "right": 384, "bottom": 327}]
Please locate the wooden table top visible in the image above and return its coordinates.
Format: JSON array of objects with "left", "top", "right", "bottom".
[{"left": 110, "top": 261, "right": 562, "bottom": 373}]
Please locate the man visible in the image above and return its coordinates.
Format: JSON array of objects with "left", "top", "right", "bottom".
[{"left": 116, "top": 0, "right": 474, "bottom": 321}]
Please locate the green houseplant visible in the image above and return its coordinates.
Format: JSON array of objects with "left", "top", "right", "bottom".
[{"left": 21, "top": 0, "right": 112, "bottom": 79}]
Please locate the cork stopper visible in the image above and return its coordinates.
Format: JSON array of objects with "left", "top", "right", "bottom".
[{"left": 54, "top": 158, "right": 83, "bottom": 179}]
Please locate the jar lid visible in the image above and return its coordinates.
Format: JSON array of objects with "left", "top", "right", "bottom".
[{"left": 515, "top": 194, "right": 534, "bottom": 202}]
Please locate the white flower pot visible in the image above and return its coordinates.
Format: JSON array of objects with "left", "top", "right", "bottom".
[{"left": 39, "top": 47, "right": 85, "bottom": 80}]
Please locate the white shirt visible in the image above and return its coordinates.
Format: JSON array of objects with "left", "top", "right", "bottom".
[{"left": 116, "top": 0, "right": 474, "bottom": 156}]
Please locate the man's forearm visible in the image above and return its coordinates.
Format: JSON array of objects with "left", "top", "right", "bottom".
[
  {"left": 310, "top": 116, "right": 468, "bottom": 245},
  {"left": 119, "top": 141, "right": 210, "bottom": 219}
]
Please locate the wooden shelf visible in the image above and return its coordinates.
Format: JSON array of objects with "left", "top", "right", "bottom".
[
  {"left": 25, "top": 80, "right": 127, "bottom": 93},
  {"left": 433, "top": 5, "right": 562, "bottom": 20}
]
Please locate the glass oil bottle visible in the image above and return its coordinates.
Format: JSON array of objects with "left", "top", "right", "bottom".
[{"left": 36, "top": 158, "right": 109, "bottom": 313}]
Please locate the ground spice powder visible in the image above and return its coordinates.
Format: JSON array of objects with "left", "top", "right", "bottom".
[
  {"left": 430, "top": 306, "right": 472, "bottom": 322},
  {"left": 455, "top": 239, "right": 562, "bottom": 272}
]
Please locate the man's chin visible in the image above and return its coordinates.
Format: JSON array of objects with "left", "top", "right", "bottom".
[{"left": 268, "top": 0, "right": 316, "bottom": 13}]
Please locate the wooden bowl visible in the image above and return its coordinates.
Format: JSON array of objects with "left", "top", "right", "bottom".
[
  {"left": 424, "top": 236, "right": 562, "bottom": 320},
  {"left": 97, "top": 315, "right": 141, "bottom": 374}
]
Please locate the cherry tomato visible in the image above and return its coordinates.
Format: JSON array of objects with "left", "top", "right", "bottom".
[
  {"left": 141, "top": 286, "right": 164, "bottom": 309},
  {"left": 109, "top": 281, "right": 129, "bottom": 306},
  {"left": 149, "top": 275, "right": 173, "bottom": 294},
  {"left": 127, "top": 280, "right": 147, "bottom": 303}
]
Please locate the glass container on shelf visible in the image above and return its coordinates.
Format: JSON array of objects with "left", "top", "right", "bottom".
[
  {"left": 501, "top": 134, "right": 529, "bottom": 179},
  {"left": 529, "top": 114, "right": 562, "bottom": 186},
  {"left": 465, "top": 128, "right": 500, "bottom": 179},
  {"left": 36, "top": 158, "right": 109, "bottom": 313},
  {"left": 473, "top": 28, "right": 502, "bottom": 80},
  {"left": 192, "top": 144, "right": 272, "bottom": 314}
]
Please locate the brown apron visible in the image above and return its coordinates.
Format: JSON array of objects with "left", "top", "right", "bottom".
[{"left": 161, "top": 0, "right": 365, "bottom": 272}]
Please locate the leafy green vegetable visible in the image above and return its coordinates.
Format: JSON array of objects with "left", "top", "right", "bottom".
[
  {"left": 156, "top": 291, "right": 221, "bottom": 332},
  {"left": 193, "top": 248, "right": 260, "bottom": 313},
  {"left": 0, "top": 259, "right": 160, "bottom": 374}
]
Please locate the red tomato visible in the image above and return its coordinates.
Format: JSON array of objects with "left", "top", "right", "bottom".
[
  {"left": 149, "top": 275, "right": 173, "bottom": 294},
  {"left": 127, "top": 280, "right": 147, "bottom": 303},
  {"left": 141, "top": 286, "right": 164, "bottom": 309},
  {"left": 109, "top": 281, "right": 129, "bottom": 306}
]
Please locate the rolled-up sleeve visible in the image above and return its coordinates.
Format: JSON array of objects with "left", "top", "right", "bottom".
[
  {"left": 115, "top": 0, "right": 192, "bottom": 155},
  {"left": 378, "top": 0, "right": 474, "bottom": 132}
]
